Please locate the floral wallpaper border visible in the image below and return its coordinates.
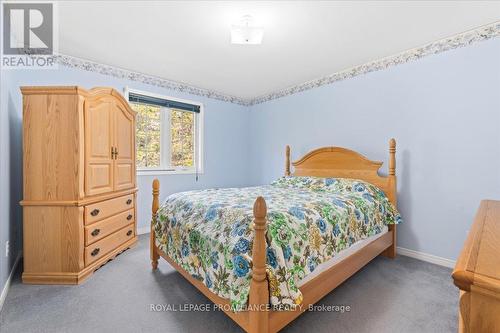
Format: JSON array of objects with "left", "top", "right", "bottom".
[
  {"left": 56, "top": 21, "right": 500, "bottom": 106},
  {"left": 248, "top": 21, "right": 500, "bottom": 105},
  {"left": 55, "top": 54, "right": 250, "bottom": 106}
]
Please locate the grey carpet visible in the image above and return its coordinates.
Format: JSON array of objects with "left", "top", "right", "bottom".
[{"left": 0, "top": 235, "right": 458, "bottom": 333}]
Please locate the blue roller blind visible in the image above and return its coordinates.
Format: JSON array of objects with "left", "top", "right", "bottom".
[{"left": 128, "top": 92, "right": 200, "bottom": 113}]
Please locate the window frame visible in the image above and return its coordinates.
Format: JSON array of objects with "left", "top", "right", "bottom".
[{"left": 124, "top": 87, "right": 204, "bottom": 176}]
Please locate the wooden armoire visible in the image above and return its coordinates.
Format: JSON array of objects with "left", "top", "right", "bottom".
[{"left": 20, "top": 86, "right": 138, "bottom": 284}]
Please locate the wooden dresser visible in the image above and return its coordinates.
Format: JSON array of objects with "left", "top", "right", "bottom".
[
  {"left": 20, "top": 86, "right": 138, "bottom": 284},
  {"left": 453, "top": 200, "right": 500, "bottom": 332}
]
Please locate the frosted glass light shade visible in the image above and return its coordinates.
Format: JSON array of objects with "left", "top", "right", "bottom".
[{"left": 231, "top": 26, "right": 263, "bottom": 44}]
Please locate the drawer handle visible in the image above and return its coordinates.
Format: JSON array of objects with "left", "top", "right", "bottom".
[
  {"left": 126, "top": 199, "right": 132, "bottom": 205},
  {"left": 90, "top": 209, "right": 100, "bottom": 217},
  {"left": 91, "top": 248, "right": 100, "bottom": 257},
  {"left": 91, "top": 229, "right": 100, "bottom": 237},
  {"left": 126, "top": 230, "right": 133, "bottom": 236},
  {"left": 127, "top": 214, "right": 133, "bottom": 221}
]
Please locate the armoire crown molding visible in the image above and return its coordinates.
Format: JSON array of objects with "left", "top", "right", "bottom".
[{"left": 56, "top": 21, "right": 500, "bottom": 106}]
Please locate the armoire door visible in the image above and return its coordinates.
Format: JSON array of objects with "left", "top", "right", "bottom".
[
  {"left": 113, "top": 103, "right": 135, "bottom": 191},
  {"left": 84, "top": 100, "right": 114, "bottom": 196}
]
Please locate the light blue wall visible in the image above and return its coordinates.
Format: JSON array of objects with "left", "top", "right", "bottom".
[
  {"left": 0, "top": 65, "right": 252, "bottom": 292},
  {"left": 0, "top": 68, "right": 24, "bottom": 296},
  {"left": 249, "top": 38, "right": 500, "bottom": 261},
  {"left": 1, "top": 69, "right": 24, "bottom": 296}
]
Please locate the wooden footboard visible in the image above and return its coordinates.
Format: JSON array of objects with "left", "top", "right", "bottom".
[
  {"left": 150, "top": 179, "right": 270, "bottom": 332},
  {"left": 150, "top": 139, "right": 398, "bottom": 333}
]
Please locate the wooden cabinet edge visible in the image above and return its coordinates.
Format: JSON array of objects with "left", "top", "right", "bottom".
[
  {"left": 453, "top": 200, "right": 500, "bottom": 333},
  {"left": 452, "top": 200, "right": 500, "bottom": 294},
  {"left": 452, "top": 270, "right": 474, "bottom": 292},
  {"left": 20, "top": 188, "right": 138, "bottom": 206},
  {"left": 22, "top": 236, "right": 138, "bottom": 285}
]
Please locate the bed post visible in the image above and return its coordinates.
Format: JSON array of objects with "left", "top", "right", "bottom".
[
  {"left": 383, "top": 138, "right": 397, "bottom": 259},
  {"left": 151, "top": 179, "right": 160, "bottom": 270},
  {"left": 285, "top": 145, "right": 291, "bottom": 176},
  {"left": 249, "top": 196, "right": 269, "bottom": 333},
  {"left": 389, "top": 138, "right": 396, "bottom": 179}
]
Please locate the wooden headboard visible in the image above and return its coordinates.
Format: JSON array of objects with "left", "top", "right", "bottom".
[{"left": 285, "top": 139, "right": 397, "bottom": 205}]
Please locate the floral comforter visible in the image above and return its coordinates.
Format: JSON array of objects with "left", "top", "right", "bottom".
[{"left": 153, "top": 176, "right": 402, "bottom": 310}]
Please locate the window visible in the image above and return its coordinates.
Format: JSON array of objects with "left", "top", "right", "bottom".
[{"left": 126, "top": 88, "right": 203, "bottom": 174}]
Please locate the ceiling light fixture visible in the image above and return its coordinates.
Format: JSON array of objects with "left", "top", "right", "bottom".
[{"left": 230, "top": 15, "right": 263, "bottom": 45}]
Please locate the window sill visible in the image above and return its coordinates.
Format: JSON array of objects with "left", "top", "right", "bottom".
[{"left": 137, "top": 169, "right": 204, "bottom": 176}]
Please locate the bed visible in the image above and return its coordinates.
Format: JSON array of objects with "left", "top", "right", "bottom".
[{"left": 150, "top": 139, "right": 400, "bottom": 333}]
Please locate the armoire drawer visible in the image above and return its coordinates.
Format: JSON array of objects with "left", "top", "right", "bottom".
[
  {"left": 84, "top": 194, "right": 134, "bottom": 225},
  {"left": 85, "top": 209, "right": 135, "bottom": 245},
  {"left": 85, "top": 224, "right": 135, "bottom": 266}
]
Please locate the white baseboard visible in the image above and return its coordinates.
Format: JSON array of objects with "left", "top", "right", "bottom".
[
  {"left": 397, "top": 247, "right": 455, "bottom": 268},
  {"left": 0, "top": 252, "right": 22, "bottom": 313},
  {"left": 137, "top": 226, "right": 150, "bottom": 235}
]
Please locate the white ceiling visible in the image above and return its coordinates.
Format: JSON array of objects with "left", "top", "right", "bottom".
[{"left": 58, "top": 1, "right": 500, "bottom": 99}]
